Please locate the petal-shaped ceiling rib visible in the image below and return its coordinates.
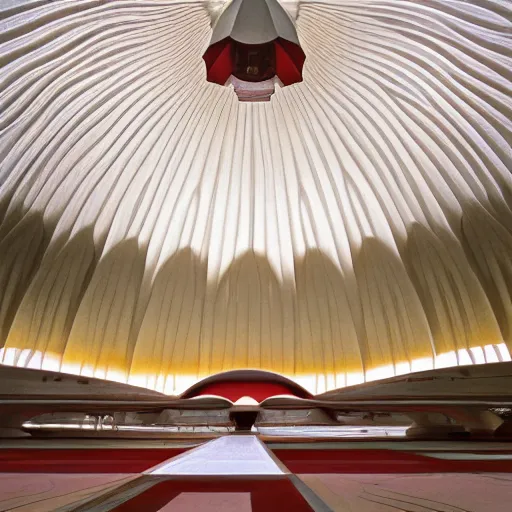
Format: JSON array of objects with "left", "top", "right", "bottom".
[{"left": 0, "top": 0, "right": 510, "bottom": 394}]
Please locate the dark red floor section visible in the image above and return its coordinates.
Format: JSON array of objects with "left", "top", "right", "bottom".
[
  {"left": 112, "top": 477, "right": 313, "bottom": 512},
  {"left": 1, "top": 447, "right": 512, "bottom": 474},
  {"left": 0, "top": 448, "right": 188, "bottom": 473},
  {"left": 273, "top": 448, "right": 512, "bottom": 473}
]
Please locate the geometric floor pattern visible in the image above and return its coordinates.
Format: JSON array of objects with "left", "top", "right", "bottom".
[{"left": 2, "top": 437, "right": 512, "bottom": 511}]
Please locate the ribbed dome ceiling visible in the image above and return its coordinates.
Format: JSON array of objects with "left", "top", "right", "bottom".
[{"left": 0, "top": 0, "right": 510, "bottom": 394}]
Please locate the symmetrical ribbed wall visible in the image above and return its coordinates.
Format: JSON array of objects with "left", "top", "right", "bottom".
[{"left": 0, "top": 0, "right": 511, "bottom": 394}]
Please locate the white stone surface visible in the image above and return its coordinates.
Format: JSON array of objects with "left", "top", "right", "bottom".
[{"left": 146, "top": 435, "right": 286, "bottom": 475}]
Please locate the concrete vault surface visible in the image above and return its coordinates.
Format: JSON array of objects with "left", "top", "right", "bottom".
[{"left": 0, "top": 0, "right": 511, "bottom": 394}]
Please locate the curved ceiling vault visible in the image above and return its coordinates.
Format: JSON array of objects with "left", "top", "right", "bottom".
[{"left": 0, "top": 0, "right": 510, "bottom": 394}]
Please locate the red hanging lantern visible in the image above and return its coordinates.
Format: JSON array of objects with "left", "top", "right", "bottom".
[{"left": 203, "top": 0, "right": 305, "bottom": 100}]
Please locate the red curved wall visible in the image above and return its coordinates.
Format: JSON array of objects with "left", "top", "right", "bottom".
[{"left": 187, "top": 381, "right": 300, "bottom": 402}]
